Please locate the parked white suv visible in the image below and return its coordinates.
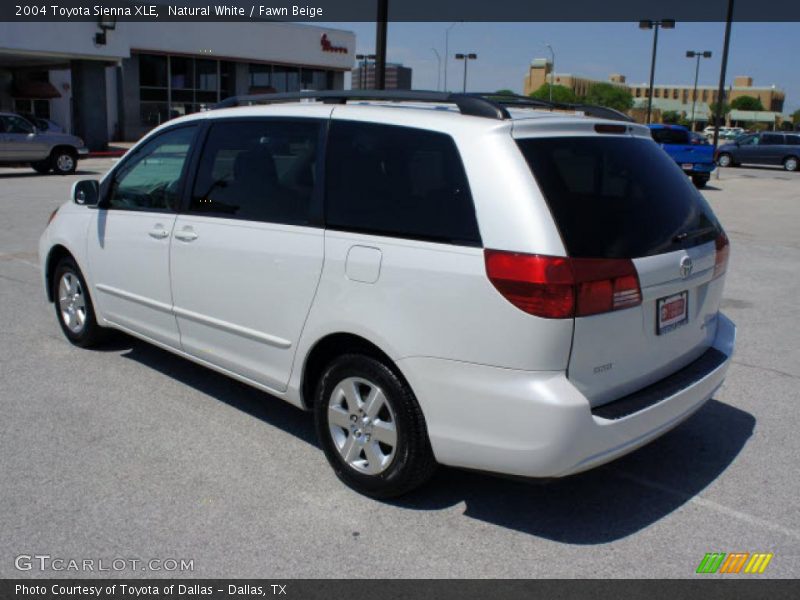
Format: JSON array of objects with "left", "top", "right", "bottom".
[{"left": 39, "top": 91, "right": 735, "bottom": 497}]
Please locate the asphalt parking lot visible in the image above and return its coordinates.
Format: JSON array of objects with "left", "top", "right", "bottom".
[{"left": 1, "top": 158, "right": 798, "bottom": 578}]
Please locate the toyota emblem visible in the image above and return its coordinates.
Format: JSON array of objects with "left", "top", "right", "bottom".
[{"left": 680, "top": 256, "right": 693, "bottom": 279}]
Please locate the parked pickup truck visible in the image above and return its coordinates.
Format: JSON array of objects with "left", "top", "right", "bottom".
[{"left": 648, "top": 124, "right": 715, "bottom": 188}]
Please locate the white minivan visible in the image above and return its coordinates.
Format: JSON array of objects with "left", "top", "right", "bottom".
[{"left": 39, "top": 91, "right": 735, "bottom": 497}]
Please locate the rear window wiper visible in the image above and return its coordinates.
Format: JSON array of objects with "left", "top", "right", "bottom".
[{"left": 672, "top": 226, "right": 717, "bottom": 244}]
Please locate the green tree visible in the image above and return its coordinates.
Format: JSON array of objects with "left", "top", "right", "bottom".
[
  {"left": 708, "top": 101, "right": 731, "bottom": 125},
  {"left": 529, "top": 83, "right": 578, "bottom": 104},
  {"left": 494, "top": 89, "right": 516, "bottom": 96},
  {"left": 791, "top": 109, "right": 800, "bottom": 126},
  {"left": 583, "top": 82, "right": 634, "bottom": 112},
  {"left": 662, "top": 110, "right": 681, "bottom": 124},
  {"left": 730, "top": 95, "right": 765, "bottom": 111}
]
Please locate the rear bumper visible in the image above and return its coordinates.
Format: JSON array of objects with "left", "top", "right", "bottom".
[{"left": 398, "top": 312, "right": 736, "bottom": 478}]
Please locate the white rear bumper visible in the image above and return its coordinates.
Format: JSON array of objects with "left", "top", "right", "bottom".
[{"left": 397, "top": 312, "right": 736, "bottom": 478}]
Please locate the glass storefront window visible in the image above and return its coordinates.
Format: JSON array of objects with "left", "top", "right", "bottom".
[
  {"left": 140, "top": 55, "right": 168, "bottom": 87},
  {"left": 196, "top": 59, "right": 217, "bottom": 91},
  {"left": 170, "top": 56, "right": 194, "bottom": 89}
]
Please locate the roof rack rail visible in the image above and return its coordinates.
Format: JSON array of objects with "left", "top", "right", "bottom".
[
  {"left": 469, "top": 92, "right": 636, "bottom": 123},
  {"left": 214, "top": 90, "right": 511, "bottom": 120},
  {"left": 212, "top": 89, "right": 635, "bottom": 123}
]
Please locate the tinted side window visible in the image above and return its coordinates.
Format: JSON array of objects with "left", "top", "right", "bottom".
[
  {"left": 5, "top": 116, "right": 35, "bottom": 134},
  {"left": 190, "top": 120, "right": 320, "bottom": 225},
  {"left": 787, "top": 135, "right": 800, "bottom": 146},
  {"left": 108, "top": 125, "right": 197, "bottom": 211},
  {"left": 325, "top": 121, "right": 480, "bottom": 246},
  {"left": 651, "top": 128, "right": 689, "bottom": 145},
  {"left": 761, "top": 134, "right": 785, "bottom": 145}
]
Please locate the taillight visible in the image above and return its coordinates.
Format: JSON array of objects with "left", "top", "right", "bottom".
[
  {"left": 484, "top": 250, "right": 642, "bottom": 319},
  {"left": 713, "top": 232, "right": 730, "bottom": 279}
]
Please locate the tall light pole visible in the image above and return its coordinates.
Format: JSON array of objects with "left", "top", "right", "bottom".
[
  {"left": 639, "top": 19, "right": 675, "bottom": 124},
  {"left": 686, "top": 50, "right": 712, "bottom": 131},
  {"left": 455, "top": 53, "right": 477, "bottom": 93},
  {"left": 544, "top": 43, "right": 555, "bottom": 103},
  {"left": 431, "top": 48, "right": 441, "bottom": 91},
  {"left": 354, "top": 54, "right": 375, "bottom": 89},
  {"left": 444, "top": 22, "right": 459, "bottom": 92}
]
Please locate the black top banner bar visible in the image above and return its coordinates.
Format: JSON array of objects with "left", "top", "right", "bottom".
[{"left": 3, "top": 0, "right": 800, "bottom": 22}]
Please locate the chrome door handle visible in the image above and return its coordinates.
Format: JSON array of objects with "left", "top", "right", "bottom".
[
  {"left": 148, "top": 226, "right": 169, "bottom": 239},
  {"left": 174, "top": 228, "right": 198, "bottom": 242}
]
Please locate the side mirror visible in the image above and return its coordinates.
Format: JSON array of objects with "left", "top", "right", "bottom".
[{"left": 72, "top": 179, "right": 100, "bottom": 206}]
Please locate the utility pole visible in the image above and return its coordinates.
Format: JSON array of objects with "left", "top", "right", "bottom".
[
  {"left": 374, "top": 0, "right": 388, "bottom": 90},
  {"left": 712, "top": 0, "right": 735, "bottom": 150}
]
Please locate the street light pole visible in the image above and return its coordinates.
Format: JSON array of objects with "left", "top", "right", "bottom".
[
  {"left": 444, "top": 22, "right": 459, "bottom": 92},
  {"left": 455, "top": 53, "right": 477, "bottom": 93},
  {"left": 431, "top": 48, "right": 441, "bottom": 91},
  {"left": 686, "top": 50, "right": 712, "bottom": 131},
  {"left": 640, "top": 19, "right": 675, "bottom": 124},
  {"left": 544, "top": 43, "right": 555, "bottom": 103}
]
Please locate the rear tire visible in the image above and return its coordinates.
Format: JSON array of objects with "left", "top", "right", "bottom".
[
  {"left": 314, "top": 354, "right": 437, "bottom": 498},
  {"left": 784, "top": 156, "right": 799, "bottom": 172},
  {"left": 31, "top": 160, "right": 51, "bottom": 174},
  {"left": 692, "top": 175, "right": 709, "bottom": 189},
  {"left": 51, "top": 148, "right": 78, "bottom": 175},
  {"left": 717, "top": 153, "right": 733, "bottom": 168},
  {"left": 52, "top": 257, "right": 106, "bottom": 348}
]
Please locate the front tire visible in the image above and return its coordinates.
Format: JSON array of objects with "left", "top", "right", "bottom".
[
  {"left": 717, "top": 153, "right": 733, "bottom": 168},
  {"left": 51, "top": 148, "right": 78, "bottom": 175},
  {"left": 314, "top": 354, "right": 436, "bottom": 498},
  {"left": 784, "top": 156, "right": 799, "bottom": 172},
  {"left": 52, "top": 257, "right": 105, "bottom": 347}
]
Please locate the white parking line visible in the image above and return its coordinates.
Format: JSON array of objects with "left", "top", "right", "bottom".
[{"left": 615, "top": 470, "right": 800, "bottom": 541}]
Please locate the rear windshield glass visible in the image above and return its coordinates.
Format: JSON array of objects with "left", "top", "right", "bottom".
[{"left": 516, "top": 136, "right": 721, "bottom": 258}]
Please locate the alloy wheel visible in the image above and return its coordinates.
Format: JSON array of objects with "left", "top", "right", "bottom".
[{"left": 327, "top": 376, "right": 398, "bottom": 475}]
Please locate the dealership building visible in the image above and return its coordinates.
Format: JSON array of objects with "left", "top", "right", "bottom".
[{"left": 0, "top": 21, "right": 355, "bottom": 148}]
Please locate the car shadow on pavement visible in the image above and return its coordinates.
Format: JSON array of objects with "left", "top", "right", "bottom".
[
  {"left": 394, "top": 398, "right": 755, "bottom": 544},
  {"left": 112, "top": 334, "right": 318, "bottom": 446},
  {"left": 112, "top": 333, "right": 754, "bottom": 545}
]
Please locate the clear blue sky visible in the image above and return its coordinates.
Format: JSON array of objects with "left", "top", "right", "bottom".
[{"left": 323, "top": 22, "right": 799, "bottom": 113}]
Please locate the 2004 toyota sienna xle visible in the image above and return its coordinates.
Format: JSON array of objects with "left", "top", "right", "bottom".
[{"left": 39, "top": 91, "right": 736, "bottom": 498}]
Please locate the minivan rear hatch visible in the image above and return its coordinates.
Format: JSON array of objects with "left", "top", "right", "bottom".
[{"left": 516, "top": 132, "right": 728, "bottom": 406}]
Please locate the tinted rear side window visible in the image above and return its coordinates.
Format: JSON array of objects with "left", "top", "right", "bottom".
[
  {"left": 325, "top": 121, "right": 480, "bottom": 246},
  {"left": 517, "top": 136, "right": 720, "bottom": 258},
  {"left": 785, "top": 135, "right": 800, "bottom": 146},
  {"left": 650, "top": 128, "right": 689, "bottom": 145},
  {"left": 761, "top": 133, "right": 785, "bottom": 145},
  {"left": 190, "top": 119, "right": 320, "bottom": 225}
]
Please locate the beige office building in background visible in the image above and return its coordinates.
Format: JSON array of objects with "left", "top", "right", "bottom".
[{"left": 523, "top": 59, "right": 786, "bottom": 125}]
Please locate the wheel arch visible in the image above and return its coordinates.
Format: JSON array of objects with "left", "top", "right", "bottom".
[
  {"left": 300, "top": 332, "right": 410, "bottom": 410},
  {"left": 44, "top": 244, "right": 76, "bottom": 302}
]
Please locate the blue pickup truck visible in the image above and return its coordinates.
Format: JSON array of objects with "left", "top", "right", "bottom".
[{"left": 648, "top": 124, "right": 716, "bottom": 188}]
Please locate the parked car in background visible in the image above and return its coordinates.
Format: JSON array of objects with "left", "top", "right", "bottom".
[
  {"left": 39, "top": 91, "right": 735, "bottom": 497},
  {"left": 690, "top": 131, "right": 710, "bottom": 145},
  {"left": 649, "top": 124, "right": 716, "bottom": 188},
  {"left": 19, "top": 112, "right": 65, "bottom": 133},
  {"left": 0, "top": 112, "right": 87, "bottom": 174},
  {"left": 716, "top": 131, "right": 800, "bottom": 171}
]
